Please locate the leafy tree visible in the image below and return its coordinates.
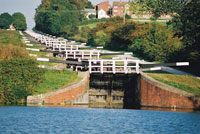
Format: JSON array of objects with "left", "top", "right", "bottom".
[
  {"left": 35, "top": 0, "right": 87, "bottom": 37},
  {"left": 109, "top": 22, "right": 136, "bottom": 50},
  {"left": 12, "top": 12, "right": 27, "bottom": 31},
  {"left": 177, "top": 0, "right": 200, "bottom": 63},
  {"left": 130, "top": 0, "right": 185, "bottom": 18},
  {"left": 130, "top": 23, "right": 183, "bottom": 62},
  {"left": 0, "top": 13, "right": 12, "bottom": 29},
  {"left": 86, "top": 1, "right": 94, "bottom": 9}
]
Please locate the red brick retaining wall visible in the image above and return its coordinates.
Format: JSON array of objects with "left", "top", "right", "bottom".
[
  {"left": 140, "top": 73, "right": 200, "bottom": 109},
  {"left": 27, "top": 72, "right": 89, "bottom": 105}
]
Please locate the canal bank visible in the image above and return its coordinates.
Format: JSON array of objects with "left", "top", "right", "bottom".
[{"left": 27, "top": 72, "right": 200, "bottom": 110}]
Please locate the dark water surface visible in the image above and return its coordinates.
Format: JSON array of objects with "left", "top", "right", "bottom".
[{"left": 0, "top": 106, "right": 200, "bottom": 134}]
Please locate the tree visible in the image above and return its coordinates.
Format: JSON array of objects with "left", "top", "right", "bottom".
[
  {"left": 86, "top": 1, "right": 94, "bottom": 9},
  {"left": 12, "top": 12, "right": 27, "bottom": 31},
  {"left": 130, "top": 0, "right": 185, "bottom": 18},
  {"left": 35, "top": 0, "right": 87, "bottom": 37},
  {"left": 0, "top": 13, "right": 12, "bottom": 29},
  {"left": 130, "top": 23, "right": 183, "bottom": 62},
  {"left": 174, "top": 0, "right": 200, "bottom": 63}
]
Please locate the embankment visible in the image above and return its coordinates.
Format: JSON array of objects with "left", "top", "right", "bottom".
[
  {"left": 140, "top": 73, "right": 200, "bottom": 109},
  {"left": 27, "top": 72, "right": 89, "bottom": 105}
]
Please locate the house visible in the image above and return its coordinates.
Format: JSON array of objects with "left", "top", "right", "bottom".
[
  {"left": 112, "top": 1, "right": 132, "bottom": 17},
  {"left": 96, "top": 1, "right": 111, "bottom": 19},
  {"left": 84, "top": 8, "right": 96, "bottom": 19},
  {"left": 9, "top": 24, "right": 15, "bottom": 30}
]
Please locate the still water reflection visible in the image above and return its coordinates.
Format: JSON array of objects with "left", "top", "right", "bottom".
[{"left": 0, "top": 106, "right": 200, "bottom": 134}]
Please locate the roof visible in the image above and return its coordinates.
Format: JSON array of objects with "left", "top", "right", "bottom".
[
  {"left": 96, "top": 1, "right": 109, "bottom": 6},
  {"left": 113, "top": 1, "right": 129, "bottom": 7}
]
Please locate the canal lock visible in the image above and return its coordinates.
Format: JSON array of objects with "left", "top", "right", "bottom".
[{"left": 89, "top": 73, "right": 141, "bottom": 109}]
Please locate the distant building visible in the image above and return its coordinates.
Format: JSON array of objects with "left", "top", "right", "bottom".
[
  {"left": 9, "top": 24, "right": 15, "bottom": 30},
  {"left": 96, "top": 1, "right": 111, "bottom": 19},
  {"left": 112, "top": 1, "right": 132, "bottom": 17},
  {"left": 84, "top": 8, "right": 96, "bottom": 19}
]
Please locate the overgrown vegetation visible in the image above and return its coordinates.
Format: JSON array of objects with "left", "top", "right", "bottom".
[
  {"left": 147, "top": 73, "right": 200, "bottom": 95},
  {"left": 86, "top": 17, "right": 182, "bottom": 62},
  {"left": 0, "top": 30, "right": 43, "bottom": 104},
  {"left": 132, "top": 0, "right": 200, "bottom": 75}
]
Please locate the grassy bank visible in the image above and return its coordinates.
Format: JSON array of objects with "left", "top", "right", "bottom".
[
  {"left": 33, "top": 69, "right": 81, "bottom": 95},
  {"left": 147, "top": 73, "right": 200, "bottom": 95},
  {"left": 0, "top": 29, "right": 24, "bottom": 47}
]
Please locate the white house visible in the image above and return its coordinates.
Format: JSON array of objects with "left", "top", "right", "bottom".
[{"left": 98, "top": 9, "right": 110, "bottom": 19}]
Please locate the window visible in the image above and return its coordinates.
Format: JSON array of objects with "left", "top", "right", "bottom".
[{"left": 114, "top": 6, "right": 118, "bottom": 8}]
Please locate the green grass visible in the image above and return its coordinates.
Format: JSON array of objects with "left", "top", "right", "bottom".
[
  {"left": 28, "top": 50, "right": 48, "bottom": 57},
  {"left": 131, "top": 18, "right": 170, "bottom": 21},
  {"left": 0, "top": 29, "right": 24, "bottom": 47},
  {"left": 33, "top": 69, "right": 81, "bottom": 95},
  {"left": 100, "top": 55, "right": 117, "bottom": 59},
  {"left": 147, "top": 73, "right": 200, "bottom": 95},
  {"left": 79, "top": 22, "right": 101, "bottom": 29}
]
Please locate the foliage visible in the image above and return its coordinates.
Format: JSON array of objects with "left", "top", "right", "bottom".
[
  {"left": 0, "top": 58, "right": 44, "bottom": 104},
  {"left": 89, "top": 14, "right": 96, "bottom": 19},
  {"left": 86, "top": 1, "right": 94, "bottom": 9},
  {"left": 35, "top": 0, "right": 87, "bottom": 37},
  {"left": 12, "top": 12, "right": 27, "bottom": 31},
  {"left": 166, "top": 0, "right": 200, "bottom": 75},
  {"left": 33, "top": 69, "right": 80, "bottom": 95},
  {"left": 109, "top": 22, "right": 137, "bottom": 50},
  {"left": 130, "top": 23, "right": 183, "bottom": 62},
  {"left": 69, "top": 26, "right": 91, "bottom": 42},
  {"left": 87, "top": 17, "right": 182, "bottom": 62},
  {"left": 0, "top": 13, "right": 12, "bottom": 29},
  {"left": 0, "top": 30, "right": 43, "bottom": 104},
  {"left": 125, "top": 14, "right": 131, "bottom": 19},
  {"left": 79, "top": 18, "right": 108, "bottom": 25},
  {"left": 130, "top": 0, "right": 185, "bottom": 18},
  {"left": 179, "top": 0, "right": 200, "bottom": 63}
]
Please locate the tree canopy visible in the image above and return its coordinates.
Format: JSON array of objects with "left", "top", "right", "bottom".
[
  {"left": 0, "top": 13, "right": 12, "bottom": 29},
  {"left": 130, "top": 0, "right": 185, "bottom": 18},
  {"left": 35, "top": 0, "right": 88, "bottom": 37},
  {"left": 12, "top": 12, "right": 27, "bottom": 31},
  {"left": 86, "top": 1, "right": 94, "bottom": 9}
]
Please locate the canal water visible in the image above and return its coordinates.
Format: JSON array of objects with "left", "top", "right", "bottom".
[{"left": 0, "top": 106, "right": 200, "bottom": 134}]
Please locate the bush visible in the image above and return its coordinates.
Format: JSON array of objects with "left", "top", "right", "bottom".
[
  {"left": 130, "top": 23, "right": 183, "bottom": 62},
  {"left": 0, "top": 58, "right": 44, "bottom": 104}
]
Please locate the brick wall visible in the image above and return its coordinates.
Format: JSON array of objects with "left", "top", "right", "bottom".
[
  {"left": 140, "top": 73, "right": 200, "bottom": 109},
  {"left": 27, "top": 72, "right": 89, "bottom": 105},
  {"left": 96, "top": 1, "right": 111, "bottom": 14}
]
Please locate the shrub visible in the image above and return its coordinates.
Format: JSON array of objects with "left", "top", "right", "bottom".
[
  {"left": 130, "top": 23, "right": 183, "bottom": 62},
  {"left": 0, "top": 58, "right": 44, "bottom": 104}
]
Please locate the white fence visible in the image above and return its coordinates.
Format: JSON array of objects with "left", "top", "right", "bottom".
[
  {"left": 88, "top": 59, "right": 140, "bottom": 74},
  {"left": 66, "top": 50, "right": 101, "bottom": 60}
]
